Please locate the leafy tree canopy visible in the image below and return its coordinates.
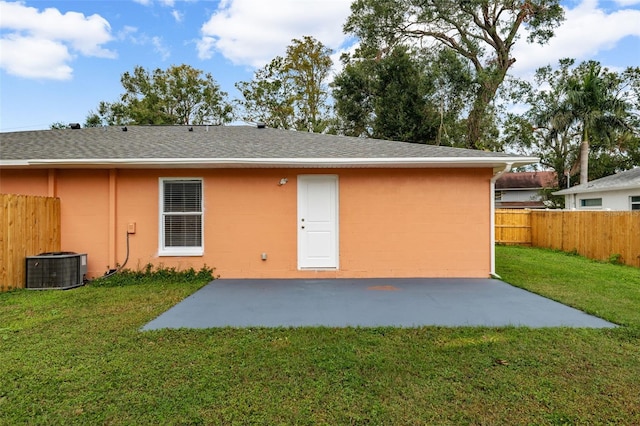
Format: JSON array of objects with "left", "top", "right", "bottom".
[
  {"left": 236, "top": 36, "right": 333, "bottom": 132},
  {"left": 88, "top": 64, "right": 233, "bottom": 126},
  {"left": 332, "top": 46, "right": 441, "bottom": 144},
  {"left": 344, "top": 0, "right": 564, "bottom": 149},
  {"left": 503, "top": 59, "right": 640, "bottom": 188},
  {"left": 50, "top": 122, "right": 70, "bottom": 129},
  {"left": 566, "top": 61, "right": 638, "bottom": 183}
]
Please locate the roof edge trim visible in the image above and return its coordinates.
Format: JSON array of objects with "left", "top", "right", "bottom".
[
  {"left": 554, "top": 184, "right": 640, "bottom": 195},
  {"left": 3, "top": 156, "right": 540, "bottom": 168},
  {"left": 0, "top": 160, "right": 29, "bottom": 166}
]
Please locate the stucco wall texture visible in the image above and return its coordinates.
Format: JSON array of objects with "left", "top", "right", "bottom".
[{"left": 1, "top": 168, "right": 492, "bottom": 279}]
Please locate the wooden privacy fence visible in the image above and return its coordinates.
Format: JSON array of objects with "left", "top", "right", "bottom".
[
  {"left": 495, "top": 209, "right": 532, "bottom": 246},
  {"left": 1, "top": 194, "right": 61, "bottom": 291},
  {"left": 531, "top": 210, "right": 640, "bottom": 268},
  {"left": 496, "top": 209, "right": 640, "bottom": 268}
]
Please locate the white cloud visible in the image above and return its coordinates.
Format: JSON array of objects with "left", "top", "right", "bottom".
[
  {"left": 197, "top": 0, "right": 354, "bottom": 67},
  {"left": 0, "top": 1, "right": 114, "bottom": 80},
  {"left": 118, "top": 27, "right": 172, "bottom": 61},
  {"left": 117, "top": 26, "right": 139, "bottom": 41},
  {"left": 0, "top": 35, "right": 73, "bottom": 79},
  {"left": 614, "top": 0, "right": 640, "bottom": 6},
  {"left": 134, "top": 0, "right": 185, "bottom": 26},
  {"left": 196, "top": 36, "right": 217, "bottom": 60},
  {"left": 152, "top": 36, "right": 171, "bottom": 61},
  {"left": 511, "top": 0, "right": 640, "bottom": 77},
  {"left": 171, "top": 9, "right": 184, "bottom": 23},
  {"left": 133, "top": 0, "right": 176, "bottom": 7},
  {"left": 134, "top": 0, "right": 178, "bottom": 9}
]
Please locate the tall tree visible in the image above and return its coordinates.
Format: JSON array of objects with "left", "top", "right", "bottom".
[
  {"left": 503, "top": 59, "right": 639, "bottom": 188},
  {"left": 344, "top": 0, "right": 564, "bottom": 149},
  {"left": 566, "top": 61, "right": 635, "bottom": 184},
  {"left": 285, "top": 36, "right": 333, "bottom": 132},
  {"left": 89, "top": 64, "right": 233, "bottom": 126},
  {"left": 503, "top": 60, "right": 578, "bottom": 190},
  {"left": 372, "top": 47, "right": 438, "bottom": 142},
  {"left": 235, "top": 57, "right": 296, "bottom": 129},
  {"left": 84, "top": 113, "right": 102, "bottom": 128},
  {"left": 333, "top": 46, "right": 480, "bottom": 146},
  {"left": 424, "top": 49, "right": 476, "bottom": 146},
  {"left": 236, "top": 36, "right": 333, "bottom": 132},
  {"left": 332, "top": 46, "right": 439, "bottom": 143},
  {"left": 331, "top": 53, "right": 377, "bottom": 137}
]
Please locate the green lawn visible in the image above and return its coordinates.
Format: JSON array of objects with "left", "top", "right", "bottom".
[{"left": 1, "top": 247, "right": 639, "bottom": 425}]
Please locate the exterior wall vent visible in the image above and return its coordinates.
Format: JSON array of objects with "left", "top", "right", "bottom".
[{"left": 25, "top": 252, "right": 88, "bottom": 290}]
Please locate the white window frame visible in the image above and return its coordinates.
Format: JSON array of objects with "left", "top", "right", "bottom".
[
  {"left": 158, "top": 178, "right": 204, "bottom": 256},
  {"left": 579, "top": 198, "right": 602, "bottom": 209},
  {"left": 631, "top": 196, "right": 640, "bottom": 211}
]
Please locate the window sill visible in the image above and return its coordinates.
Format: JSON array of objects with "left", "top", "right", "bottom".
[
  {"left": 298, "top": 267, "right": 339, "bottom": 271},
  {"left": 158, "top": 249, "right": 204, "bottom": 257}
]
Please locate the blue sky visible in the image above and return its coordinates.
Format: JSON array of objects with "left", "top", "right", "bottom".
[{"left": 1, "top": 0, "right": 639, "bottom": 132}]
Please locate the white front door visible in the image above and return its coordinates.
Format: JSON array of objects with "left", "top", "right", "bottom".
[{"left": 298, "top": 175, "right": 338, "bottom": 268}]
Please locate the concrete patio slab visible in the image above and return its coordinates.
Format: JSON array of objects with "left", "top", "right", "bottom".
[{"left": 141, "top": 278, "right": 617, "bottom": 330}]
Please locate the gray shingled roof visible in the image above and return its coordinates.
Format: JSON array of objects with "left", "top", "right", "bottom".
[
  {"left": 0, "top": 125, "right": 536, "bottom": 168},
  {"left": 554, "top": 167, "right": 640, "bottom": 195}
]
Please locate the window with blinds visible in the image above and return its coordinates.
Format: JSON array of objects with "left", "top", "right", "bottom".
[{"left": 160, "top": 179, "right": 203, "bottom": 255}]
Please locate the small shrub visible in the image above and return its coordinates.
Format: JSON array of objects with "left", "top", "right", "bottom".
[
  {"left": 91, "top": 264, "right": 216, "bottom": 287},
  {"left": 608, "top": 253, "right": 623, "bottom": 265}
]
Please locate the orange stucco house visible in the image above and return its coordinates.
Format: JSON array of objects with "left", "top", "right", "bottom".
[{"left": 0, "top": 125, "right": 537, "bottom": 279}]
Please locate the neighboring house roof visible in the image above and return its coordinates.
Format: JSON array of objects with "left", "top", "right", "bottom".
[
  {"left": 554, "top": 167, "right": 640, "bottom": 195},
  {"left": 0, "top": 125, "right": 538, "bottom": 169},
  {"left": 495, "top": 171, "right": 557, "bottom": 190}
]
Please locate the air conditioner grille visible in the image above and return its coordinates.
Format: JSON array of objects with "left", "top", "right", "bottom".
[{"left": 25, "top": 253, "right": 87, "bottom": 290}]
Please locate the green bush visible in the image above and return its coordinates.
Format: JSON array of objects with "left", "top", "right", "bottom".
[
  {"left": 608, "top": 253, "right": 623, "bottom": 265},
  {"left": 91, "top": 263, "right": 216, "bottom": 287}
]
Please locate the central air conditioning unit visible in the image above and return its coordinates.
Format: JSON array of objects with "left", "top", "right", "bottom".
[{"left": 25, "top": 252, "right": 88, "bottom": 290}]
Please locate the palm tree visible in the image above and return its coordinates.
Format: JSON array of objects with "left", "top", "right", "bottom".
[
  {"left": 566, "top": 62, "right": 633, "bottom": 184},
  {"left": 527, "top": 88, "right": 577, "bottom": 190}
]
